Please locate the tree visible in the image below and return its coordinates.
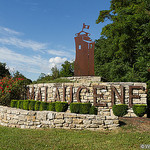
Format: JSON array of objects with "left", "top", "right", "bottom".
[
  {"left": 0, "top": 62, "right": 10, "bottom": 79},
  {"left": 51, "top": 66, "right": 60, "bottom": 79},
  {"left": 95, "top": 0, "right": 150, "bottom": 82},
  {"left": 60, "top": 61, "right": 74, "bottom": 77}
]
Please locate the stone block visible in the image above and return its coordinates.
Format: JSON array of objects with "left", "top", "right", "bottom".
[
  {"left": 65, "top": 118, "right": 73, "bottom": 124},
  {"left": 73, "top": 118, "right": 83, "bottom": 124},
  {"left": 55, "top": 113, "right": 64, "bottom": 119},
  {"left": 64, "top": 113, "right": 77, "bottom": 118},
  {"left": 47, "top": 112, "right": 55, "bottom": 120},
  {"left": 92, "top": 120, "right": 103, "bottom": 125},
  {"left": 104, "top": 120, "right": 113, "bottom": 125},
  {"left": 83, "top": 120, "right": 92, "bottom": 124},
  {"left": 36, "top": 112, "right": 47, "bottom": 120},
  {"left": 54, "top": 119, "right": 64, "bottom": 124}
]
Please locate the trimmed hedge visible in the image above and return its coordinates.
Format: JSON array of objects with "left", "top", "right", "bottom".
[
  {"left": 133, "top": 104, "right": 147, "bottom": 117},
  {"left": 35, "top": 101, "right": 41, "bottom": 111},
  {"left": 89, "top": 106, "right": 98, "bottom": 115},
  {"left": 39, "top": 102, "right": 48, "bottom": 111},
  {"left": 17, "top": 100, "right": 24, "bottom": 109},
  {"left": 79, "top": 103, "right": 91, "bottom": 114},
  {"left": 70, "top": 102, "right": 81, "bottom": 114},
  {"left": 48, "top": 102, "right": 56, "bottom": 111},
  {"left": 29, "top": 100, "right": 36, "bottom": 110},
  {"left": 10, "top": 100, "right": 18, "bottom": 108},
  {"left": 23, "top": 100, "right": 29, "bottom": 110},
  {"left": 112, "top": 104, "right": 128, "bottom": 117},
  {"left": 55, "top": 102, "right": 68, "bottom": 112}
]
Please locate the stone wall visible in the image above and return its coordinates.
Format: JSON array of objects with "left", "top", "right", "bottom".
[
  {"left": 27, "top": 82, "right": 147, "bottom": 117},
  {"left": 0, "top": 106, "right": 119, "bottom": 130}
]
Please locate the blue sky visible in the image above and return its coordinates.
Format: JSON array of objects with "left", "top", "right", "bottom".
[{"left": 0, "top": 0, "right": 111, "bottom": 81}]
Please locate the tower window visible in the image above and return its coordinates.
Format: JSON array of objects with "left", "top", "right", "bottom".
[
  {"left": 79, "top": 45, "right": 81, "bottom": 50},
  {"left": 90, "top": 44, "right": 93, "bottom": 48}
]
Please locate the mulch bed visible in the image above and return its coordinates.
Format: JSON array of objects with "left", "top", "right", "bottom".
[{"left": 119, "top": 117, "right": 150, "bottom": 131}]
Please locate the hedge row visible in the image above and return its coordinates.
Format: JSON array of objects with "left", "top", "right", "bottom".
[
  {"left": 112, "top": 104, "right": 147, "bottom": 117},
  {"left": 10, "top": 100, "right": 68, "bottom": 112},
  {"left": 70, "top": 102, "right": 98, "bottom": 115}
]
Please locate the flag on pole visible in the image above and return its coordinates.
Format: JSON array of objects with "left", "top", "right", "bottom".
[{"left": 83, "top": 23, "right": 90, "bottom": 30}]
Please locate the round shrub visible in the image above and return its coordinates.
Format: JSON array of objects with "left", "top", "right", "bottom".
[
  {"left": 34, "top": 101, "right": 41, "bottom": 111},
  {"left": 112, "top": 104, "right": 128, "bottom": 117},
  {"left": 23, "top": 100, "right": 29, "bottom": 110},
  {"left": 55, "top": 102, "right": 68, "bottom": 112},
  {"left": 89, "top": 106, "right": 98, "bottom": 115},
  {"left": 48, "top": 102, "right": 56, "bottom": 111},
  {"left": 132, "top": 104, "right": 147, "bottom": 117},
  {"left": 10, "top": 100, "right": 18, "bottom": 108},
  {"left": 17, "top": 100, "right": 24, "bottom": 109},
  {"left": 79, "top": 103, "right": 91, "bottom": 114},
  {"left": 28, "top": 100, "right": 36, "bottom": 110},
  {"left": 70, "top": 102, "right": 81, "bottom": 113},
  {"left": 39, "top": 102, "right": 48, "bottom": 111}
]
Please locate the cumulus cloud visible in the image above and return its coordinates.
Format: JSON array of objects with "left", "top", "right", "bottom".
[{"left": 49, "top": 57, "right": 67, "bottom": 68}]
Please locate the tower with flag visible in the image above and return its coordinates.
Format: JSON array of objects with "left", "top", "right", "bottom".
[{"left": 74, "top": 23, "right": 95, "bottom": 76}]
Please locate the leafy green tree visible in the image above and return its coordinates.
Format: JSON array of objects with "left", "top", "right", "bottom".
[
  {"left": 95, "top": 0, "right": 150, "bottom": 82},
  {"left": 60, "top": 61, "right": 74, "bottom": 77},
  {"left": 0, "top": 62, "right": 10, "bottom": 79},
  {"left": 51, "top": 66, "right": 60, "bottom": 79}
]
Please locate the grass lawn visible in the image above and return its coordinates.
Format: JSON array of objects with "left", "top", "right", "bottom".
[{"left": 0, "top": 118, "right": 150, "bottom": 150}]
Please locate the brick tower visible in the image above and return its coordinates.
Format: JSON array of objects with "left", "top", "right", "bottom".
[{"left": 74, "top": 23, "right": 95, "bottom": 76}]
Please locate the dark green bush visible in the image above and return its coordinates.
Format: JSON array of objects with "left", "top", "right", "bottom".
[
  {"left": 132, "top": 104, "right": 147, "bottom": 117},
  {"left": 89, "top": 106, "right": 98, "bottom": 115},
  {"left": 34, "top": 101, "right": 41, "bottom": 111},
  {"left": 39, "top": 102, "right": 48, "bottom": 111},
  {"left": 55, "top": 102, "right": 68, "bottom": 112},
  {"left": 28, "top": 100, "right": 36, "bottom": 110},
  {"left": 79, "top": 103, "right": 91, "bottom": 114},
  {"left": 10, "top": 100, "right": 18, "bottom": 108},
  {"left": 112, "top": 104, "right": 128, "bottom": 117},
  {"left": 17, "top": 100, "right": 24, "bottom": 109},
  {"left": 48, "top": 102, "right": 56, "bottom": 111},
  {"left": 23, "top": 100, "right": 29, "bottom": 110},
  {"left": 70, "top": 102, "right": 81, "bottom": 114}
]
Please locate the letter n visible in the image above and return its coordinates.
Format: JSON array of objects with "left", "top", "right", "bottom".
[{"left": 111, "top": 85, "right": 125, "bottom": 106}]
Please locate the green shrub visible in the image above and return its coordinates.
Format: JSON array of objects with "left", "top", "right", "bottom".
[
  {"left": 10, "top": 100, "right": 18, "bottom": 108},
  {"left": 28, "top": 100, "right": 36, "bottom": 110},
  {"left": 34, "top": 101, "right": 41, "bottom": 111},
  {"left": 23, "top": 100, "right": 29, "bottom": 110},
  {"left": 132, "top": 104, "right": 147, "bottom": 117},
  {"left": 39, "top": 102, "right": 48, "bottom": 111},
  {"left": 79, "top": 103, "right": 91, "bottom": 114},
  {"left": 89, "top": 106, "right": 98, "bottom": 115},
  {"left": 17, "top": 100, "right": 24, "bottom": 109},
  {"left": 112, "top": 104, "right": 128, "bottom": 117},
  {"left": 70, "top": 102, "right": 81, "bottom": 114},
  {"left": 48, "top": 102, "right": 56, "bottom": 111},
  {"left": 55, "top": 101, "right": 68, "bottom": 112}
]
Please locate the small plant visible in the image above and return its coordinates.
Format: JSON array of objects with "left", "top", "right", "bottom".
[
  {"left": 35, "top": 101, "right": 41, "bottom": 111},
  {"left": 70, "top": 102, "right": 81, "bottom": 114},
  {"left": 17, "top": 100, "right": 24, "bottom": 109},
  {"left": 132, "top": 104, "right": 147, "bottom": 117},
  {"left": 48, "top": 102, "right": 56, "bottom": 111},
  {"left": 79, "top": 103, "right": 91, "bottom": 114},
  {"left": 39, "top": 102, "right": 48, "bottom": 111},
  {"left": 112, "top": 104, "right": 128, "bottom": 117},
  {"left": 89, "top": 106, "right": 98, "bottom": 115},
  {"left": 55, "top": 101, "right": 68, "bottom": 112},
  {"left": 28, "top": 100, "right": 36, "bottom": 110},
  {"left": 10, "top": 100, "right": 18, "bottom": 108},
  {"left": 23, "top": 100, "right": 29, "bottom": 110}
]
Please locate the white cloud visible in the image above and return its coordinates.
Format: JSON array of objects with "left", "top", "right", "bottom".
[
  {"left": 0, "top": 37, "right": 47, "bottom": 51},
  {"left": 0, "top": 26, "right": 22, "bottom": 36},
  {"left": 49, "top": 57, "right": 67, "bottom": 69},
  {"left": 0, "top": 47, "right": 49, "bottom": 74},
  {"left": 48, "top": 49, "right": 74, "bottom": 58}
]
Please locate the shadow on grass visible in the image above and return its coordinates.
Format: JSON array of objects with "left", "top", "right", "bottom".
[{"left": 119, "top": 121, "right": 126, "bottom": 127}]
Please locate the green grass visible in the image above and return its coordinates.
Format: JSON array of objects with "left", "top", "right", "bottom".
[{"left": 0, "top": 125, "right": 150, "bottom": 150}]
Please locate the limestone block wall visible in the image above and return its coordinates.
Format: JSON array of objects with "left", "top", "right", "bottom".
[
  {"left": 27, "top": 82, "right": 147, "bottom": 117},
  {"left": 0, "top": 106, "right": 119, "bottom": 130}
]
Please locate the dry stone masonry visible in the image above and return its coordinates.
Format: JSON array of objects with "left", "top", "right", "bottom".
[{"left": 0, "top": 106, "right": 119, "bottom": 130}]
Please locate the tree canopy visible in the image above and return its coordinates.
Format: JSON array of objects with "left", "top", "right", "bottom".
[
  {"left": 0, "top": 62, "right": 10, "bottom": 79},
  {"left": 95, "top": 0, "right": 150, "bottom": 82}
]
